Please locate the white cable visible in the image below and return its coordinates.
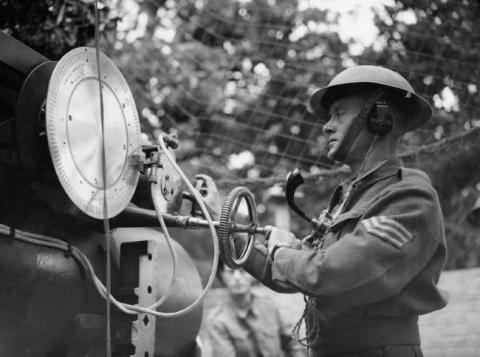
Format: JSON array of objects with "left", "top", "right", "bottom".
[
  {"left": 98, "top": 136, "right": 220, "bottom": 317},
  {"left": 98, "top": 138, "right": 220, "bottom": 317},
  {"left": 136, "top": 135, "right": 220, "bottom": 316},
  {"left": 0, "top": 134, "right": 220, "bottom": 318}
]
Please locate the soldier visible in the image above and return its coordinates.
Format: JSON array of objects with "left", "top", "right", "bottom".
[
  {"left": 235, "top": 65, "right": 448, "bottom": 357},
  {"left": 203, "top": 261, "right": 306, "bottom": 357}
]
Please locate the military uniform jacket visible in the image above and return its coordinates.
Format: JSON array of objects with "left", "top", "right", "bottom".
[
  {"left": 241, "top": 159, "right": 448, "bottom": 356},
  {"left": 204, "top": 292, "right": 305, "bottom": 357}
]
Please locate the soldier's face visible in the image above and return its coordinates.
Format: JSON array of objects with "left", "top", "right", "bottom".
[{"left": 323, "top": 95, "right": 368, "bottom": 162}]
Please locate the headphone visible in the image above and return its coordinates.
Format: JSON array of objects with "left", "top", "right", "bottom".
[
  {"left": 359, "top": 88, "right": 394, "bottom": 136},
  {"left": 324, "top": 87, "right": 394, "bottom": 163}
]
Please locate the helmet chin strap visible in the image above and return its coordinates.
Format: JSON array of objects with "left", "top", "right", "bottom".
[
  {"left": 333, "top": 115, "right": 365, "bottom": 163},
  {"left": 331, "top": 88, "right": 385, "bottom": 163}
]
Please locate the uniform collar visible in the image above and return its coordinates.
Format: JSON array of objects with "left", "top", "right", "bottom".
[
  {"left": 329, "top": 158, "right": 403, "bottom": 212},
  {"left": 350, "top": 158, "right": 403, "bottom": 188}
]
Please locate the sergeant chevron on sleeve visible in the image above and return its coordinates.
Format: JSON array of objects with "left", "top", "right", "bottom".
[
  {"left": 361, "top": 215, "right": 413, "bottom": 248},
  {"left": 235, "top": 65, "right": 448, "bottom": 357}
]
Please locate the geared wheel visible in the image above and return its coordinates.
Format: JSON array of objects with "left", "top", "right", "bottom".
[{"left": 218, "top": 186, "right": 258, "bottom": 268}]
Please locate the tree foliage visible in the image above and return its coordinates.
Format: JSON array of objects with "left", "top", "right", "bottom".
[
  {"left": 0, "top": 0, "right": 119, "bottom": 59},
  {"left": 364, "top": 0, "right": 480, "bottom": 269},
  {"left": 1, "top": 0, "right": 479, "bottom": 269}
]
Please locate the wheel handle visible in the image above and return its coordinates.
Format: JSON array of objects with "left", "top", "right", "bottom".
[{"left": 218, "top": 186, "right": 257, "bottom": 268}]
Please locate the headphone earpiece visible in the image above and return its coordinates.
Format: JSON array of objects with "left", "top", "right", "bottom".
[{"left": 366, "top": 100, "right": 393, "bottom": 136}]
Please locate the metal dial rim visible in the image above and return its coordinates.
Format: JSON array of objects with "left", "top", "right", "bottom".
[{"left": 46, "top": 47, "right": 141, "bottom": 219}]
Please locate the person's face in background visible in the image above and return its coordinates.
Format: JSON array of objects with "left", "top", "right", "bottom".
[{"left": 220, "top": 266, "right": 255, "bottom": 297}]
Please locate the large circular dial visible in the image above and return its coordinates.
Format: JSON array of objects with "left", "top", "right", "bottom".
[{"left": 46, "top": 47, "right": 141, "bottom": 219}]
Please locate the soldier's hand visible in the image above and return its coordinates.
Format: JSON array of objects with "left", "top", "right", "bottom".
[
  {"left": 195, "top": 174, "right": 221, "bottom": 220},
  {"left": 265, "top": 226, "right": 301, "bottom": 259}
]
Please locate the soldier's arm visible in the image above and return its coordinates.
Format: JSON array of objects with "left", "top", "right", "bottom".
[
  {"left": 270, "top": 182, "right": 444, "bottom": 312},
  {"left": 234, "top": 233, "right": 300, "bottom": 293}
]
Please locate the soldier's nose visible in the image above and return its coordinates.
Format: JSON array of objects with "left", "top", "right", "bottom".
[{"left": 323, "top": 121, "right": 335, "bottom": 136}]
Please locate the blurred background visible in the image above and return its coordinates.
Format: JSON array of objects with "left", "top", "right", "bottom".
[
  {"left": 1, "top": 1, "right": 479, "bottom": 355},
  {"left": 3, "top": 0, "right": 478, "bottom": 270}
]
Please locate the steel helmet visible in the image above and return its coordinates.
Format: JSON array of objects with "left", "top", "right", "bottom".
[{"left": 309, "top": 65, "right": 432, "bottom": 131}]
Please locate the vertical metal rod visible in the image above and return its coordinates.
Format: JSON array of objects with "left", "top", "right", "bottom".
[{"left": 93, "top": 1, "right": 112, "bottom": 356}]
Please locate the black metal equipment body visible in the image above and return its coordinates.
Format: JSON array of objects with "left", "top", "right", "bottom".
[
  {"left": 0, "top": 33, "right": 203, "bottom": 357},
  {"left": 0, "top": 28, "right": 271, "bottom": 356}
]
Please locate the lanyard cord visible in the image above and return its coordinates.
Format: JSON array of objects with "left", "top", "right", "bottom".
[
  {"left": 308, "top": 135, "right": 380, "bottom": 248},
  {"left": 333, "top": 134, "right": 379, "bottom": 217},
  {"left": 293, "top": 134, "right": 381, "bottom": 348}
]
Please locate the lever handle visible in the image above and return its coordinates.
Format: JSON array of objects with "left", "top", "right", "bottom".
[
  {"left": 182, "top": 178, "right": 208, "bottom": 217},
  {"left": 285, "top": 168, "right": 314, "bottom": 224}
]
